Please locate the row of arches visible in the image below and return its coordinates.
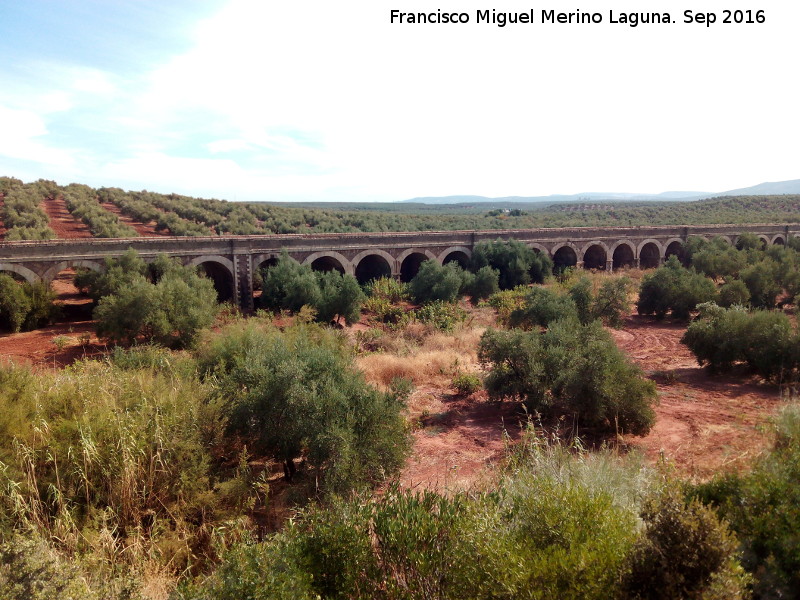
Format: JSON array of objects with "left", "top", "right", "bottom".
[
  {"left": 0, "top": 233, "right": 793, "bottom": 307},
  {"left": 255, "top": 248, "right": 472, "bottom": 286}
]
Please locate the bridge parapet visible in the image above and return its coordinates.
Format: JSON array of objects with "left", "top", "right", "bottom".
[{"left": 0, "top": 223, "right": 796, "bottom": 308}]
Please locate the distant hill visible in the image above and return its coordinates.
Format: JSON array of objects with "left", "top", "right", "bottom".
[
  {"left": 702, "top": 179, "right": 800, "bottom": 198},
  {"left": 403, "top": 179, "right": 800, "bottom": 205}
]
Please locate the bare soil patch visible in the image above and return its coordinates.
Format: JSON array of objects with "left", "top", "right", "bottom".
[
  {"left": 0, "top": 320, "right": 105, "bottom": 370},
  {"left": 400, "top": 386, "right": 523, "bottom": 491},
  {"left": 0, "top": 298, "right": 785, "bottom": 485},
  {"left": 100, "top": 200, "right": 167, "bottom": 237},
  {"left": 611, "top": 314, "right": 784, "bottom": 480},
  {"left": 41, "top": 194, "right": 93, "bottom": 238}
]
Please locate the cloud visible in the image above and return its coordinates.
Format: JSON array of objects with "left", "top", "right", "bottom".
[
  {"left": 3, "top": 0, "right": 800, "bottom": 201},
  {"left": 0, "top": 104, "right": 76, "bottom": 166}
]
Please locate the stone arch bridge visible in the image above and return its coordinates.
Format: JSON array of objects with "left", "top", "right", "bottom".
[{"left": 0, "top": 223, "right": 795, "bottom": 309}]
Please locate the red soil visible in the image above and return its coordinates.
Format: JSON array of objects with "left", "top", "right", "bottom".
[
  {"left": 0, "top": 270, "right": 104, "bottom": 369},
  {"left": 400, "top": 387, "right": 523, "bottom": 491},
  {"left": 0, "top": 301, "right": 785, "bottom": 485},
  {"left": 100, "top": 200, "right": 167, "bottom": 237},
  {"left": 41, "top": 195, "right": 93, "bottom": 238},
  {"left": 612, "top": 314, "right": 784, "bottom": 480}
]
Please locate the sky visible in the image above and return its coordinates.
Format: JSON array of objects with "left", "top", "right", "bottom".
[{"left": 1, "top": 0, "right": 798, "bottom": 202}]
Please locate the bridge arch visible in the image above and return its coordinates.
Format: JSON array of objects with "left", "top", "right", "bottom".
[
  {"left": 41, "top": 259, "right": 103, "bottom": 283},
  {"left": 771, "top": 234, "right": 786, "bottom": 246},
  {"left": 353, "top": 249, "right": 394, "bottom": 284},
  {"left": 758, "top": 235, "right": 769, "bottom": 249},
  {"left": 397, "top": 249, "right": 435, "bottom": 282},
  {"left": 437, "top": 246, "right": 472, "bottom": 268},
  {"left": 611, "top": 241, "right": 636, "bottom": 270},
  {"left": 638, "top": 240, "right": 662, "bottom": 269},
  {"left": 663, "top": 238, "right": 684, "bottom": 263},
  {"left": 551, "top": 243, "right": 579, "bottom": 272},
  {"left": 188, "top": 255, "right": 235, "bottom": 302},
  {"left": 303, "top": 251, "right": 351, "bottom": 275},
  {"left": 0, "top": 262, "right": 40, "bottom": 284},
  {"left": 581, "top": 242, "right": 609, "bottom": 270},
  {"left": 526, "top": 242, "right": 549, "bottom": 255}
]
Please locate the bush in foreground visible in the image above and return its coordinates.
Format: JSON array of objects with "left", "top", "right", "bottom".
[
  {"left": 479, "top": 319, "right": 657, "bottom": 436},
  {"left": 196, "top": 321, "right": 410, "bottom": 494},
  {"left": 182, "top": 436, "right": 746, "bottom": 600}
]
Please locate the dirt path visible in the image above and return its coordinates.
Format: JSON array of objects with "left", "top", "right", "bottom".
[
  {"left": 611, "top": 314, "right": 784, "bottom": 479},
  {"left": 400, "top": 386, "right": 523, "bottom": 491},
  {"left": 41, "top": 194, "right": 93, "bottom": 238},
  {"left": 100, "top": 201, "right": 167, "bottom": 237}
]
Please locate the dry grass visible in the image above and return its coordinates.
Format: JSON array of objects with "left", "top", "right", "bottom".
[{"left": 356, "top": 324, "right": 486, "bottom": 390}]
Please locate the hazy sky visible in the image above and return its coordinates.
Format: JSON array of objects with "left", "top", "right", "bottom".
[{"left": 1, "top": 0, "right": 798, "bottom": 202}]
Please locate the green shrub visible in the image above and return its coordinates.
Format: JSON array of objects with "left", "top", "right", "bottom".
[
  {"left": 196, "top": 322, "right": 410, "bottom": 495},
  {"left": 681, "top": 303, "right": 797, "bottom": 380},
  {"left": 413, "top": 300, "right": 467, "bottom": 332},
  {"left": 472, "top": 238, "right": 547, "bottom": 289},
  {"left": 363, "top": 295, "right": 406, "bottom": 324},
  {"left": 0, "top": 535, "right": 104, "bottom": 600},
  {"left": 95, "top": 268, "right": 218, "bottom": 347},
  {"left": 741, "top": 259, "right": 782, "bottom": 308},
  {"left": 718, "top": 279, "right": 750, "bottom": 307},
  {"left": 592, "top": 276, "right": 632, "bottom": 328},
  {"left": 690, "top": 403, "right": 800, "bottom": 598},
  {"left": 258, "top": 252, "right": 320, "bottom": 312},
  {"left": 690, "top": 236, "right": 748, "bottom": 279},
  {"left": 622, "top": 487, "right": 750, "bottom": 600},
  {"left": 365, "top": 276, "right": 410, "bottom": 303},
  {"left": 0, "top": 275, "right": 58, "bottom": 332},
  {"left": 315, "top": 269, "right": 365, "bottom": 325},
  {"left": 452, "top": 372, "right": 482, "bottom": 395},
  {"left": 464, "top": 265, "right": 500, "bottom": 303},
  {"left": 0, "top": 273, "right": 32, "bottom": 332},
  {"left": 479, "top": 320, "right": 657, "bottom": 436},
  {"left": 637, "top": 256, "right": 717, "bottom": 319},
  {"left": 485, "top": 286, "right": 528, "bottom": 326},
  {"left": 409, "top": 260, "right": 470, "bottom": 304},
  {"left": 509, "top": 286, "right": 578, "bottom": 329}
]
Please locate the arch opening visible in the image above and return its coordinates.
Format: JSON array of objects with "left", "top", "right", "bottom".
[
  {"left": 400, "top": 252, "right": 428, "bottom": 282},
  {"left": 197, "top": 261, "right": 234, "bottom": 303},
  {"left": 612, "top": 244, "right": 635, "bottom": 271},
  {"left": 54, "top": 267, "right": 93, "bottom": 321},
  {"left": 441, "top": 250, "right": 469, "bottom": 269},
  {"left": 355, "top": 254, "right": 392, "bottom": 284},
  {"left": 665, "top": 240, "right": 684, "bottom": 263},
  {"left": 552, "top": 246, "right": 578, "bottom": 273},
  {"left": 582, "top": 244, "right": 607, "bottom": 270},
  {"left": 773, "top": 236, "right": 785, "bottom": 246},
  {"left": 639, "top": 242, "right": 661, "bottom": 269},
  {"left": 759, "top": 236, "right": 769, "bottom": 250},
  {"left": 310, "top": 256, "right": 345, "bottom": 274}
]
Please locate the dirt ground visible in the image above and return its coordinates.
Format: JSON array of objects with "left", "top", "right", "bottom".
[
  {"left": 0, "top": 298, "right": 786, "bottom": 486},
  {"left": 396, "top": 310, "right": 784, "bottom": 489},
  {"left": 0, "top": 271, "right": 105, "bottom": 367},
  {"left": 41, "top": 194, "right": 93, "bottom": 238},
  {"left": 612, "top": 314, "right": 784, "bottom": 480},
  {"left": 100, "top": 200, "right": 168, "bottom": 237}
]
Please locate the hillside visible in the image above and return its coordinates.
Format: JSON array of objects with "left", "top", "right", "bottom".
[{"left": 2, "top": 176, "right": 800, "bottom": 241}]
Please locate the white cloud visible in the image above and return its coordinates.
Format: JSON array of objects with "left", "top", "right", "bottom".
[
  {"left": 3, "top": 0, "right": 799, "bottom": 201},
  {"left": 0, "top": 105, "right": 76, "bottom": 166}
]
